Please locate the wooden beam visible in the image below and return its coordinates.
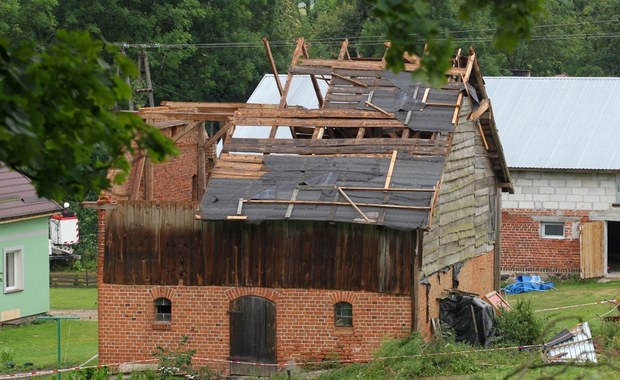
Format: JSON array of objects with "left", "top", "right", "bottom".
[
  {"left": 262, "top": 37, "right": 284, "bottom": 96},
  {"left": 337, "top": 187, "right": 372, "bottom": 223},
  {"left": 330, "top": 72, "right": 369, "bottom": 88},
  {"left": 129, "top": 154, "right": 146, "bottom": 201},
  {"left": 197, "top": 122, "right": 206, "bottom": 200},
  {"left": 172, "top": 121, "right": 201, "bottom": 142},
  {"left": 244, "top": 199, "right": 431, "bottom": 211},
  {"left": 223, "top": 138, "right": 448, "bottom": 155},
  {"left": 463, "top": 52, "right": 476, "bottom": 83},
  {"left": 338, "top": 38, "right": 350, "bottom": 60},
  {"left": 279, "top": 37, "right": 305, "bottom": 108},
  {"left": 145, "top": 157, "right": 153, "bottom": 200},
  {"left": 302, "top": 42, "right": 324, "bottom": 108},
  {"left": 468, "top": 99, "right": 490, "bottom": 121},
  {"left": 203, "top": 121, "right": 234, "bottom": 150},
  {"left": 364, "top": 101, "right": 393, "bottom": 117},
  {"left": 384, "top": 150, "right": 398, "bottom": 189},
  {"left": 232, "top": 117, "right": 404, "bottom": 128}
]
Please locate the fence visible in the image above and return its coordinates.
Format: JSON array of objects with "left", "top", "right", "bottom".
[{"left": 50, "top": 272, "right": 97, "bottom": 288}]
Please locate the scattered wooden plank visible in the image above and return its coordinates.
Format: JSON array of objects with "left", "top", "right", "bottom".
[
  {"left": 337, "top": 187, "right": 372, "bottom": 223},
  {"left": 384, "top": 150, "right": 398, "bottom": 189}
]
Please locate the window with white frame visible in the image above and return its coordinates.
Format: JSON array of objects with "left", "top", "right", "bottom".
[
  {"left": 4, "top": 246, "right": 24, "bottom": 293},
  {"left": 541, "top": 222, "right": 564, "bottom": 239}
]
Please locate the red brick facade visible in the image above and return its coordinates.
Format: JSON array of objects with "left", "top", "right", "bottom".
[
  {"left": 501, "top": 209, "right": 589, "bottom": 274},
  {"left": 98, "top": 284, "right": 411, "bottom": 372}
]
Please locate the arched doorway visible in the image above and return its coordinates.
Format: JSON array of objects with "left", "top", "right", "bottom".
[{"left": 229, "top": 296, "right": 276, "bottom": 376}]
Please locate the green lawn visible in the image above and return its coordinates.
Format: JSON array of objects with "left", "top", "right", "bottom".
[
  {"left": 0, "top": 320, "right": 98, "bottom": 374},
  {"left": 506, "top": 279, "right": 620, "bottom": 337},
  {"left": 0, "top": 288, "right": 99, "bottom": 375},
  {"left": 50, "top": 288, "right": 98, "bottom": 310}
]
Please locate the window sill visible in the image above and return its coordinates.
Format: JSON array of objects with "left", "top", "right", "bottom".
[
  {"left": 3, "top": 288, "right": 24, "bottom": 294},
  {"left": 152, "top": 322, "right": 171, "bottom": 331}
]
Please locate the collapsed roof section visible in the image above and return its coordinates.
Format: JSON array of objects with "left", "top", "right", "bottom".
[{"left": 138, "top": 38, "right": 512, "bottom": 230}]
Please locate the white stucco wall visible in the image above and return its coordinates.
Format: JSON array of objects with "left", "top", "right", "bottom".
[{"left": 502, "top": 170, "right": 618, "bottom": 211}]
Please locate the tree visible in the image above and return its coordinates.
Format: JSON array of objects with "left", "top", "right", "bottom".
[
  {"left": 0, "top": 31, "right": 178, "bottom": 201},
  {"left": 373, "top": 0, "right": 545, "bottom": 85}
]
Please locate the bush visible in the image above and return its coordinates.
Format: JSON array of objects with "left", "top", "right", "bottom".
[
  {"left": 599, "top": 320, "right": 620, "bottom": 350},
  {"left": 494, "top": 300, "right": 543, "bottom": 346}
]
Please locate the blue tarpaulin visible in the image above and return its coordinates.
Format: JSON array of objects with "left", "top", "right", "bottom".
[{"left": 504, "top": 275, "right": 555, "bottom": 294}]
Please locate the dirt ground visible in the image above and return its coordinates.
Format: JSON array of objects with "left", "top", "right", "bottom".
[{"left": 48, "top": 309, "right": 98, "bottom": 321}]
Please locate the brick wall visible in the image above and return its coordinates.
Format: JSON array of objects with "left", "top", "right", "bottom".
[
  {"left": 501, "top": 209, "right": 588, "bottom": 274},
  {"left": 417, "top": 251, "right": 495, "bottom": 338},
  {"left": 98, "top": 284, "right": 411, "bottom": 373},
  {"left": 106, "top": 125, "right": 216, "bottom": 202}
]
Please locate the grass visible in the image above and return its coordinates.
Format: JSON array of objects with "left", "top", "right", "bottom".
[
  {"left": 0, "top": 288, "right": 99, "bottom": 375},
  {"left": 505, "top": 279, "right": 620, "bottom": 338},
  {"left": 0, "top": 320, "right": 98, "bottom": 374},
  {"left": 305, "top": 279, "right": 620, "bottom": 380},
  {"left": 50, "top": 288, "right": 98, "bottom": 310}
]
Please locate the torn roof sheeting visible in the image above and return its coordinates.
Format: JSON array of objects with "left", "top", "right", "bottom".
[
  {"left": 201, "top": 154, "right": 442, "bottom": 230},
  {"left": 197, "top": 44, "right": 505, "bottom": 230}
]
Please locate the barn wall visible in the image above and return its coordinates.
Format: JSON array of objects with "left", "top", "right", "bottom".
[
  {"left": 103, "top": 202, "right": 415, "bottom": 295},
  {"left": 97, "top": 284, "right": 411, "bottom": 373},
  {"left": 416, "top": 250, "right": 495, "bottom": 338},
  {"left": 422, "top": 104, "right": 499, "bottom": 276},
  {"left": 106, "top": 126, "right": 216, "bottom": 202}
]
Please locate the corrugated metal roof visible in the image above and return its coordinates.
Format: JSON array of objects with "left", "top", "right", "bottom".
[
  {"left": 484, "top": 77, "right": 620, "bottom": 170},
  {"left": 0, "top": 164, "right": 61, "bottom": 221}
]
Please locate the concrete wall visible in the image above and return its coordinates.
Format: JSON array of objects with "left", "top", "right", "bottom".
[
  {"left": 501, "top": 170, "right": 620, "bottom": 274},
  {"left": 502, "top": 171, "right": 617, "bottom": 211}
]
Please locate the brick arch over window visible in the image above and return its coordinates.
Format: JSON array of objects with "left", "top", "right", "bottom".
[
  {"left": 224, "top": 287, "right": 281, "bottom": 303},
  {"left": 148, "top": 287, "right": 178, "bottom": 301},
  {"left": 328, "top": 291, "right": 358, "bottom": 305}
]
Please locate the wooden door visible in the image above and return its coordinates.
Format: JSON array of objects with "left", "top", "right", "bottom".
[
  {"left": 580, "top": 221, "right": 605, "bottom": 278},
  {"left": 229, "top": 296, "right": 276, "bottom": 376}
]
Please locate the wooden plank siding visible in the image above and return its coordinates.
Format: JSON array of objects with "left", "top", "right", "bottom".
[
  {"left": 421, "top": 102, "right": 499, "bottom": 274},
  {"left": 104, "top": 201, "right": 415, "bottom": 295}
]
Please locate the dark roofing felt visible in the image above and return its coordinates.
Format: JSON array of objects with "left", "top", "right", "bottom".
[
  {"left": 200, "top": 155, "right": 443, "bottom": 230},
  {"left": 198, "top": 55, "right": 498, "bottom": 230},
  {"left": 0, "top": 164, "right": 61, "bottom": 221}
]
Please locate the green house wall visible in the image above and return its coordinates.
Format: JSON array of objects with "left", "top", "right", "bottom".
[{"left": 0, "top": 217, "right": 50, "bottom": 321}]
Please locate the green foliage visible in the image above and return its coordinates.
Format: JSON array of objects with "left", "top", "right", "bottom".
[
  {"left": 0, "top": 30, "right": 178, "bottom": 201},
  {"left": 373, "top": 0, "right": 545, "bottom": 85},
  {"left": 66, "top": 366, "right": 110, "bottom": 380},
  {"left": 494, "top": 300, "right": 544, "bottom": 346},
  {"left": 152, "top": 335, "right": 196, "bottom": 379},
  {"left": 599, "top": 320, "right": 620, "bottom": 350}
]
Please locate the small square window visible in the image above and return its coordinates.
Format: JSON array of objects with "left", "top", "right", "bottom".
[
  {"left": 334, "top": 302, "right": 353, "bottom": 327},
  {"left": 154, "top": 298, "right": 171, "bottom": 322},
  {"left": 542, "top": 222, "right": 564, "bottom": 239}
]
